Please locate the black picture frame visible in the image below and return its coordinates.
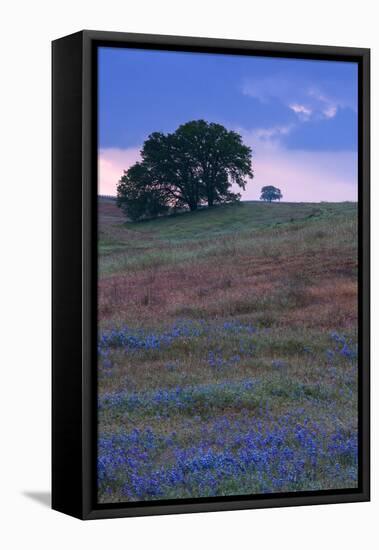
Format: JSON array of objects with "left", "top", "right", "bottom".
[{"left": 52, "top": 30, "right": 370, "bottom": 520}]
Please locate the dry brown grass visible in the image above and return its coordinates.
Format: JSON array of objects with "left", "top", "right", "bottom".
[
  {"left": 99, "top": 249, "right": 357, "bottom": 331},
  {"left": 98, "top": 198, "right": 357, "bottom": 332}
]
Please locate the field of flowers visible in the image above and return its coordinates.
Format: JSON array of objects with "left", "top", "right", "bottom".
[{"left": 97, "top": 199, "right": 358, "bottom": 502}]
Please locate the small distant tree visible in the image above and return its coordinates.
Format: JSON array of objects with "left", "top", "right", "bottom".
[{"left": 260, "top": 186, "right": 283, "bottom": 203}]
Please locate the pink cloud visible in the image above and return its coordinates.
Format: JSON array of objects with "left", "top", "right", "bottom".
[
  {"left": 241, "top": 150, "right": 357, "bottom": 202},
  {"left": 289, "top": 103, "right": 313, "bottom": 120},
  {"left": 323, "top": 105, "right": 338, "bottom": 119},
  {"left": 98, "top": 147, "right": 140, "bottom": 195},
  {"left": 235, "top": 128, "right": 357, "bottom": 202},
  {"left": 242, "top": 77, "right": 345, "bottom": 122}
]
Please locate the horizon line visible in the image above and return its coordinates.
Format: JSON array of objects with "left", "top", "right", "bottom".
[{"left": 97, "top": 194, "right": 358, "bottom": 204}]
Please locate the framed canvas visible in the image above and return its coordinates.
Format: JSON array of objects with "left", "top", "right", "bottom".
[{"left": 52, "top": 30, "right": 370, "bottom": 520}]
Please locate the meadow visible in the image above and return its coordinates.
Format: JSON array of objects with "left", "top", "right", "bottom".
[{"left": 97, "top": 198, "right": 358, "bottom": 502}]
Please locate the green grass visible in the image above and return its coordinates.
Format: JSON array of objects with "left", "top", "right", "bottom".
[
  {"left": 124, "top": 201, "right": 355, "bottom": 241},
  {"left": 99, "top": 200, "right": 357, "bottom": 276}
]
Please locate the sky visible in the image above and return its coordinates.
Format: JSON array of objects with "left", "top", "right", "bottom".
[{"left": 98, "top": 47, "right": 358, "bottom": 202}]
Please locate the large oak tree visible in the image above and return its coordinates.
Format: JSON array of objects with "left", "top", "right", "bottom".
[{"left": 117, "top": 120, "right": 253, "bottom": 221}]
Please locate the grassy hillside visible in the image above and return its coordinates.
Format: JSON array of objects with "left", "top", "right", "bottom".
[
  {"left": 97, "top": 198, "right": 358, "bottom": 502},
  {"left": 100, "top": 198, "right": 355, "bottom": 246},
  {"left": 98, "top": 199, "right": 357, "bottom": 329}
]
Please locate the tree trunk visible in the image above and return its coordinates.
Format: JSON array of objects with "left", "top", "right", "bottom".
[{"left": 207, "top": 186, "right": 214, "bottom": 207}]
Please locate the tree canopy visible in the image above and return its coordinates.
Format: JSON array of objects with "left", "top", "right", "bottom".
[
  {"left": 260, "top": 186, "right": 283, "bottom": 203},
  {"left": 117, "top": 120, "right": 253, "bottom": 221}
]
